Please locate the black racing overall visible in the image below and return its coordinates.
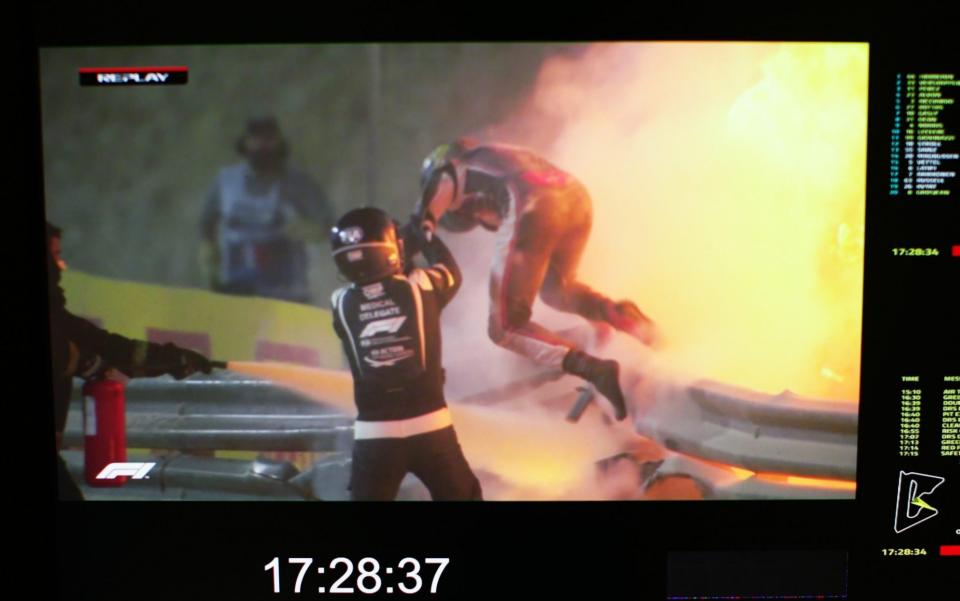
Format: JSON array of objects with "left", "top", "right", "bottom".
[{"left": 331, "top": 236, "right": 482, "bottom": 501}]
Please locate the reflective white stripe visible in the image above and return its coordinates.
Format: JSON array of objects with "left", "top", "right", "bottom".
[
  {"left": 332, "top": 242, "right": 396, "bottom": 256},
  {"left": 354, "top": 407, "right": 453, "bottom": 439},
  {"left": 408, "top": 279, "right": 427, "bottom": 370},
  {"left": 330, "top": 286, "right": 346, "bottom": 308}
]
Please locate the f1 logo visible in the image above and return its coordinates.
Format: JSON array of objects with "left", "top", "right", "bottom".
[
  {"left": 359, "top": 316, "right": 407, "bottom": 338},
  {"left": 96, "top": 462, "right": 156, "bottom": 480},
  {"left": 894, "top": 471, "right": 945, "bottom": 533}
]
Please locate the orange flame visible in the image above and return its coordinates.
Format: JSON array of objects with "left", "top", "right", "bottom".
[
  {"left": 682, "top": 453, "right": 856, "bottom": 492},
  {"left": 486, "top": 42, "right": 868, "bottom": 402}
]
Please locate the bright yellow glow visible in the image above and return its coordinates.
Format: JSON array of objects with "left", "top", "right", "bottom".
[
  {"left": 728, "top": 465, "right": 757, "bottom": 481},
  {"left": 488, "top": 42, "right": 868, "bottom": 402},
  {"left": 678, "top": 453, "right": 856, "bottom": 492},
  {"left": 761, "top": 474, "right": 858, "bottom": 492}
]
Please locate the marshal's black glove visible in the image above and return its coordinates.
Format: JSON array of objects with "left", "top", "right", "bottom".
[
  {"left": 398, "top": 216, "right": 432, "bottom": 270},
  {"left": 149, "top": 342, "right": 214, "bottom": 380},
  {"left": 75, "top": 349, "right": 107, "bottom": 380}
]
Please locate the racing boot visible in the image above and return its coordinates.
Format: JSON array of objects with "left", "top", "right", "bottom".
[
  {"left": 562, "top": 349, "right": 628, "bottom": 421},
  {"left": 605, "top": 300, "right": 661, "bottom": 347}
]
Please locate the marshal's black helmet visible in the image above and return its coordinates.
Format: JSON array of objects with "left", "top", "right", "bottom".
[{"left": 330, "top": 207, "right": 403, "bottom": 284}]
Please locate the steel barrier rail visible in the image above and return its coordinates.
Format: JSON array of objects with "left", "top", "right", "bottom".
[{"left": 62, "top": 374, "right": 354, "bottom": 452}]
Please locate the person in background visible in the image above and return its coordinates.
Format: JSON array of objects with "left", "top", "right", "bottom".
[
  {"left": 199, "top": 116, "right": 334, "bottom": 304},
  {"left": 47, "top": 221, "right": 215, "bottom": 500},
  {"left": 329, "top": 207, "right": 482, "bottom": 501}
]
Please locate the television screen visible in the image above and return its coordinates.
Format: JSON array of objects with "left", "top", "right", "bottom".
[
  {"left": 42, "top": 40, "right": 867, "bottom": 502},
  {"left": 29, "top": 8, "right": 957, "bottom": 600}
]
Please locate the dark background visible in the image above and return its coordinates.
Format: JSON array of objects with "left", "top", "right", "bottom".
[{"left": 20, "top": 4, "right": 958, "bottom": 600}]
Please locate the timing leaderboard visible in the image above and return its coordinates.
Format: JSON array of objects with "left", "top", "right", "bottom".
[
  {"left": 889, "top": 72, "right": 958, "bottom": 197},
  {"left": 873, "top": 43, "right": 959, "bottom": 577},
  {"left": 898, "top": 375, "right": 960, "bottom": 458}
]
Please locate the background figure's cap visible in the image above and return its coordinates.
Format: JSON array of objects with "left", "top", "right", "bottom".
[
  {"left": 236, "top": 115, "right": 289, "bottom": 158},
  {"left": 244, "top": 115, "right": 282, "bottom": 137}
]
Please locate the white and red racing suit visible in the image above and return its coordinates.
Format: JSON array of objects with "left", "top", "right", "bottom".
[{"left": 417, "top": 143, "right": 655, "bottom": 371}]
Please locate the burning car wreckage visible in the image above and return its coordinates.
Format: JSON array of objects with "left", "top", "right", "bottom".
[{"left": 62, "top": 349, "right": 857, "bottom": 501}]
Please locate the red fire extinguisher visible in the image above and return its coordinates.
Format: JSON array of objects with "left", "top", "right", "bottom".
[{"left": 82, "top": 378, "right": 127, "bottom": 487}]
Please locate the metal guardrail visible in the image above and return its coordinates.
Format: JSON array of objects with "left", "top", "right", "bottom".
[
  {"left": 59, "top": 369, "right": 859, "bottom": 500},
  {"left": 60, "top": 373, "right": 435, "bottom": 500},
  {"left": 633, "top": 378, "right": 859, "bottom": 481},
  {"left": 62, "top": 450, "right": 316, "bottom": 500},
  {"left": 63, "top": 373, "right": 355, "bottom": 452}
]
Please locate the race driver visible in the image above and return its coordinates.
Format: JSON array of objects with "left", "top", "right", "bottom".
[{"left": 411, "top": 138, "right": 660, "bottom": 421}]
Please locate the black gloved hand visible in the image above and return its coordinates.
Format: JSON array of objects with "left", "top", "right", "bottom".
[
  {"left": 399, "top": 216, "right": 433, "bottom": 270},
  {"left": 75, "top": 350, "right": 106, "bottom": 380},
  {"left": 151, "top": 342, "right": 213, "bottom": 380},
  {"left": 409, "top": 213, "right": 435, "bottom": 245},
  {"left": 398, "top": 220, "right": 421, "bottom": 259}
]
